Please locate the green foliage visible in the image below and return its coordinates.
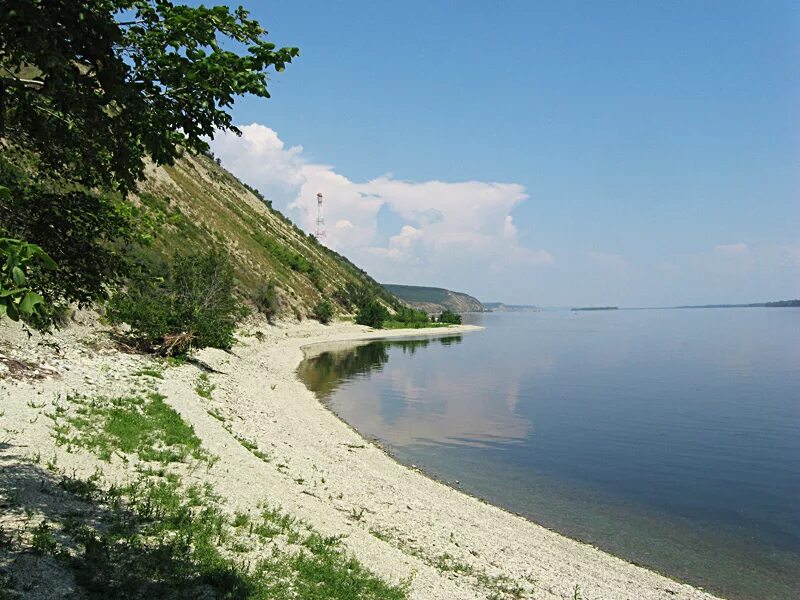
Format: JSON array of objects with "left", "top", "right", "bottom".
[
  {"left": 355, "top": 299, "right": 388, "bottom": 328},
  {"left": 252, "top": 230, "right": 314, "bottom": 273},
  {"left": 0, "top": 1, "right": 297, "bottom": 329},
  {"left": 0, "top": 0, "right": 299, "bottom": 192},
  {"left": 54, "top": 392, "right": 213, "bottom": 464},
  {"left": 437, "top": 309, "right": 462, "bottom": 325},
  {"left": 108, "top": 249, "right": 244, "bottom": 354},
  {"left": 393, "top": 306, "right": 430, "bottom": 325},
  {"left": 0, "top": 157, "right": 139, "bottom": 312},
  {"left": 313, "top": 298, "right": 335, "bottom": 325},
  {"left": 0, "top": 234, "right": 55, "bottom": 325},
  {"left": 254, "top": 279, "right": 280, "bottom": 323}
]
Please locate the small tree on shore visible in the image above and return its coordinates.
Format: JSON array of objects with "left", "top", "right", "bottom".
[
  {"left": 355, "top": 300, "right": 388, "bottom": 328},
  {"left": 437, "top": 309, "right": 462, "bottom": 325}
]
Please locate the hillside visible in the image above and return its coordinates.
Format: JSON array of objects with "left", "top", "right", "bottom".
[
  {"left": 137, "top": 153, "right": 397, "bottom": 319},
  {"left": 383, "top": 284, "right": 486, "bottom": 313}
]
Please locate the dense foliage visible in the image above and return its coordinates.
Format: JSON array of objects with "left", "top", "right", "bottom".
[
  {"left": 0, "top": 155, "right": 140, "bottom": 312},
  {"left": 0, "top": 0, "right": 298, "bottom": 192},
  {"left": 0, "top": 0, "right": 297, "bottom": 330},
  {"left": 355, "top": 299, "right": 389, "bottom": 328},
  {"left": 437, "top": 309, "right": 462, "bottom": 325},
  {"left": 108, "top": 250, "right": 244, "bottom": 354},
  {"left": 313, "top": 298, "right": 334, "bottom": 325}
]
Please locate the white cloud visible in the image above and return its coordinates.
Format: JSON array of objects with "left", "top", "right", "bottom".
[{"left": 210, "top": 123, "right": 552, "bottom": 290}]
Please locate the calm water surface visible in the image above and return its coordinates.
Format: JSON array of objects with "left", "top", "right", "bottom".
[{"left": 298, "top": 309, "right": 800, "bottom": 599}]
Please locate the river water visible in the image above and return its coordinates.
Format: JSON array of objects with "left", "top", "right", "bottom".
[{"left": 297, "top": 308, "right": 800, "bottom": 599}]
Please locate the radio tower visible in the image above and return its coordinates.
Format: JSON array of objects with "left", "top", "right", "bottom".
[{"left": 314, "top": 192, "right": 326, "bottom": 241}]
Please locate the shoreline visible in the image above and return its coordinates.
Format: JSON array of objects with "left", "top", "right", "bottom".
[{"left": 0, "top": 317, "right": 724, "bottom": 599}]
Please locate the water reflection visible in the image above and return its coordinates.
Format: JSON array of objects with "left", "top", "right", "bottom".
[
  {"left": 299, "top": 334, "right": 532, "bottom": 448},
  {"left": 299, "top": 336, "right": 462, "bottom": 399}
]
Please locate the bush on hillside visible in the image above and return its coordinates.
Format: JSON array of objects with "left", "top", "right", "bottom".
[
  {"left": 355, "top": 300, "right": 388, "bottom": 328},
  {"left": 437, "top": 309, "right": 462, "bottom": 325},
  {"left": 254, "top": 279, "right": 280, "bottom": 323},
  {"left": 109, "top": 250, "right": 245, "bottom": 354},
  {"left": 313, "top": 298, "right": 334, "bottom": 324}
]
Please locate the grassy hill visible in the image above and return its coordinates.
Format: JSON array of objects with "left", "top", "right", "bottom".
[
  {"left": 382, "top": 284, "right": 486, "bottom": 313},
  {"left": 136, "top": 153, "right": 397, "bottom": 319}
]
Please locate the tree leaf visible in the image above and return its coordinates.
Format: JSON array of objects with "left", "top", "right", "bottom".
[
  {"left": 12, "top": 266, "right": 26, "bottom": 286},
  {"left": 19, "top": 292, "right": 45, "bottom": 315}
]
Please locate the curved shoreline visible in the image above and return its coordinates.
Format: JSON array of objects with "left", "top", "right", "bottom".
[
  {"left": 220, "top": 319, "right": 723, "bottom": 600},
  {"left": 0, "top": 318, "right": 726, "bottom": 600}
]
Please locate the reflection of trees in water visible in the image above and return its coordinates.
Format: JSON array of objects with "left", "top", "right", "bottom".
[{"left": 298, "top": 335, "right": 461, "bottom": 398}]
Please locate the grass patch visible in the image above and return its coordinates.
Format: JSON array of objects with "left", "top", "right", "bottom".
[
  {"left": 25, "top": 390, "right": 411, "bottom": 599},
  {"left": 133, "top": 366, "right": 164, "bottom": 379},
  {"left": 52, "top": 392, "right": 213, "bottom": 464},
  {"left": 233, "top": 433, "right": 271, "bottom": 463},
  {"left": 15, "top": 469, "right": 409, "bottom": 600},
  {"left": 195, "top": 372, "right": 216, "bottom": 400}
]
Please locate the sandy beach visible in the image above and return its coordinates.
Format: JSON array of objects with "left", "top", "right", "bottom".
[{"left": 0, "top": 316, "right": 724, "bottom": 600}]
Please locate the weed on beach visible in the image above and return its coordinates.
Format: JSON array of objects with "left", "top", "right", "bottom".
[{"left": 8, "top": 390, "right": 412, "bottom": 599}]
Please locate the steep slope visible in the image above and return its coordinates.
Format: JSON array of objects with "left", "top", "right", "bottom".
[
  {"left": 382, "top": 284, "right": 486, "bottom": 313},
  {"left": 136, "top": 153, "right": 396, "bottom": 318}
]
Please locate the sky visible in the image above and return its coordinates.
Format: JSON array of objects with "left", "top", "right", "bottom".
[{"left": 208, "top": 0, "right": 800, "bottom": 307}]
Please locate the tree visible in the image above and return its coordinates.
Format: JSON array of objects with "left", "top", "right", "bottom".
[
  {"left": 0, "top": 0, "right": 299, "bottom": 191},
  {"left": 0, "top": 1, "right": 298, "bottom": 328},
  {"left": 355, "top": 300, "right": 388, "bottom": 328},
  {"left": 437, "top": 309, "right": 462, "bottom": 325}
]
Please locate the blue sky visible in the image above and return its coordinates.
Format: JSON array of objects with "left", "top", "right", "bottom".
[{"left": 210, "top": 1, "right": 799, "bottom": 306}]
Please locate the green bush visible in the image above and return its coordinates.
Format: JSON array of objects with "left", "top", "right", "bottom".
[
  {"left": 355, "top": 300, "right": 388, "bottom": 328},
  {"left": 437, "top": 309, "right": 462, "bottom": 325},
  {"left": 393, "top": 306, "right": 430, "bottom": 325},
  {"left": 313, "top": 298, "right": 334, "bottom": 324},
  {"left": 108, "top": 250, "right": 245, "bottom": 354},
  {"left": 254, "top": 279, "right": 280, "bottom": 323}
]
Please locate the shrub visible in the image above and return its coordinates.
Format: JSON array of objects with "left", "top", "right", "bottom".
[
  {"left": 393, "top": 306, "right": 430, "bottom": 325},
  {"left": 108, "top": 250, "right": 245, "bottom": 354},
  {"left": 437, "top": 309, "right": 462, "bottom": 325},
  {"left": 313, "top": 298, "right": 334, "bottom": 324},
  {"left": 254, "top": 279, "right": 280, "bottom": 323},
  {"left": 355, "top": 300, "right": 388, "bottom": 328}
]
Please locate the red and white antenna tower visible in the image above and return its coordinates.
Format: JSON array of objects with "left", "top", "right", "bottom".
[{"left": 314, "top": 192, "right": 326, "bottom": 241}]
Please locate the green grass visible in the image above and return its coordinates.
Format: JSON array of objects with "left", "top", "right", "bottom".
[
  {"left": 52, "top": 392, "right": 213, "bottom": 464},
  {"left": 195, "top": 372, "right": 216, "bottom": 400},
  {"left": 23, "top": 390, "right": 413, "bottom": 599},
  {"left": 19, "top": 462, "right": 409, "bottom": 600}
]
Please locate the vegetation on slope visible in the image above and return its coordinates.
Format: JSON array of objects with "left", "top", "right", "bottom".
[{"left": 0, "top": 0, "right": 404, "bottom": 350}]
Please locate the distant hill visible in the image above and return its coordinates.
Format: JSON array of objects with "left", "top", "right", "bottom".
[
  {"left": 483, "top": 303, "right": 540, "bottom": 312},
  {"left": 572, "top": 306, "right": 619, "bottom": 312},
  {"left": 382, "top": 284, "right": 486, "bottom": 313}
]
